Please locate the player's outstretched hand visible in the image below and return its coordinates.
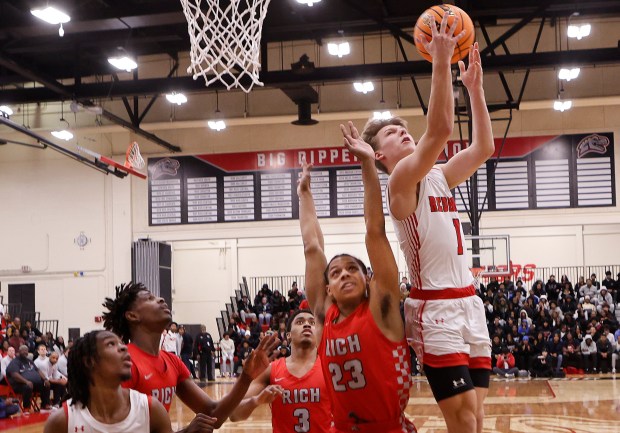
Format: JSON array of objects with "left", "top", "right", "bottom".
[
  {"left": 416, "top": 14, "right": 465, "bottom": 63},
  {"left": 297, "top": 161, "right": 313, "bottom": 196},
  {"left": 255, "top": 384, "right": 285, "bottom": 406},
  {"left": 459, "top": 42, "right": 483, "bottom": 91},
  {"left": 241, "top": 333, "right": 280, "bottom": 380},
  {"left": 340, "top": 121, "right": 374, "bottom": 162},
  {"left": 186, "top": 413, "right": 218, "bottom": 433}
]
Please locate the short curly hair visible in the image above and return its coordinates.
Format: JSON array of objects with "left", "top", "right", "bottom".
[
  {"left": 361, "top": 116, "right": 408, "bottom": 174},
  {"left": 102, "top": 282, "right": 147, "bottom": 344}
]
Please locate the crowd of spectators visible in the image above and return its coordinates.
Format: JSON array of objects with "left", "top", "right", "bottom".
[
  {"left": 0, "top": 313, "right": 69, "bottom": 415},
  {"left": 475, "top": 271, "right": 620, "bottom": 377},
  {"left": 155, "top": 283, "right": 303, "bottom": 382}
]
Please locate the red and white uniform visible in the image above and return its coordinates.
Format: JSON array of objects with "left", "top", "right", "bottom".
[
  {"left": 269, "top": 356, "right": 332, "bottom": 433},
  {"left": 319, "top": 300, "right": 415, "bottom": 433},
  {"left": 65, "top": 389, "right": 150, "bottom": 433},
  {"left": 122, "top": 343, "right": 190, "bottom": 411},
  {"left": 389, "top": 166, "right": 491, "bottom": 369}
]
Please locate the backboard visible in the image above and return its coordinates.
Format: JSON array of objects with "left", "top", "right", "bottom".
[{"left": 465, "top": 234, "right": 511, "bottom": 283}]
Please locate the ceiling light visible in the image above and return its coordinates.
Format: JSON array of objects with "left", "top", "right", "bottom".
[
  {"left": 208, "top": 120, "right": 226, "bottom": 131},
  {"left": 31, "top": 6, "right": 70, "bottom": 24},
  {"left": 558, "top": 68, "right": 580, "bottom": 81},
  {"left": 296, "top": 0, "right": 321, "bottom": 6},
  {"left": 51, "top": 130, "right": 74, "bottom": 140},
  {"left": 553, "top": 100, "right": 572, "bottom": 112},
  {"left": 0, "top": 105, "right": 13, "bottom": 117},
  {"left": 166, "top": 93, "right": 188, "bottom": 105},
  {"left": 354, "top": 82, "right": 374, "bottom": 94},
  {"left": 373, "top": 111, "right": 392, "bottom": 120},
  {"left": 108, "top": 56, "right": 138, "bottom": 72},
  {"left": 328, "top": 42, "right": 350, "bottom": 58},
  {"left": 567, "top": 24, "right": 591, "bottom": 40}
]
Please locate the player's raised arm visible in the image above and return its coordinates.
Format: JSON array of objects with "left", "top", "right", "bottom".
[
  {"left": 341, "top": 122, "right": 402, "bottom": 337},
  {"left": 441, "top": 42, "right": 495, "bottom": 188},
  {"left": 229, "top": 366, "right": 284, "bottom": 422},
  {"left": 389, "top": 14, "right": 465, "bottom": 220},
  {"left": 176, "top": 333, "right": 279, "bottom": 428},
  {"left": 298, "top": 162, "right": 330, "bottom": 332}
]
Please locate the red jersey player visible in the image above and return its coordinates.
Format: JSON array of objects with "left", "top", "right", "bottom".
[
  {"left": 356, "top": 18, "right": 495, "bottom": 433},
  {"left": 102, "top": 282, "right": 279, "bottom": 432},
  {"left": 298, "top": 130, "right": 415, "bottom": 431},
  {"left": 229, "top": 309, "right": 332, "bottom": 432}
]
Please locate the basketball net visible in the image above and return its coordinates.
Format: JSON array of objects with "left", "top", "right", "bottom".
[
  {"left": 180, "top": 0, "right": 272, "bottom": 93},
  {"left": 471, "top": 267, "right": 485, "bottom": 291},
  {"left": 125, "top": 141, "right": 145, "bottom": 170}
]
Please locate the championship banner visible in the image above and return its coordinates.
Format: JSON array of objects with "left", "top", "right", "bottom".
[{"left": 148, "top": 132, "right": 615, "bottom": 225}]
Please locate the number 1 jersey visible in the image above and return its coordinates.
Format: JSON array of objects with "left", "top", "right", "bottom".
[{"left": 389, "top": 166, "right": 474, "bottom": 292}]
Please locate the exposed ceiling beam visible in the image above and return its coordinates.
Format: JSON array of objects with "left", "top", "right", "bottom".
[{"left": 0, "top": 47, "right": 617, "bottom": 104}]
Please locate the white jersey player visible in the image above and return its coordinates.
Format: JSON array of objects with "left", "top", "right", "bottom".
[{"left": 348, "top": 18, "right": 495, "bottom": 433}]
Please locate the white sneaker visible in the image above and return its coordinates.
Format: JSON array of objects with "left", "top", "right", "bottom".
[{"left": 612, "top": 369, "right": 616, "bottom": 374}]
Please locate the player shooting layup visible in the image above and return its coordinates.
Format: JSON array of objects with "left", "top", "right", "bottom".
[{"left": 357, "top": 15, "right": 495, "bottom": 433}]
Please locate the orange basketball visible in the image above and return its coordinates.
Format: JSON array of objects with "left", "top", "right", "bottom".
[{"left": 414, "top": 4, "right": 475, "bottom": 64}]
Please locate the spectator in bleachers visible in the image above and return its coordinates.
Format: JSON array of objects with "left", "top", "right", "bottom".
[
  {"left": 237, "top": 294, "right": 257, "bottom": 323},
  {"left": 561, "top": 282, "right": 575, "bottom": 301},
  {"left": 492, "top": 347, "right": 519, "bottom": 378},
  {"left": 248, "top": 316, "right": 262, "bottom": 348},
  {"left": 580, "top": 335, "right": 597, "bottom": 373},
  {"left": 256, "top": 296, "right": 273, "bottom": 326},
  {"left": 287, "top": 285, "right": 301, "bottom": 311},
  {"left": 576, "top": 276, "right": 586, "bottom": 290},
  {"left": 219, "top": 333, "right": 235, "bottom": 378},
  {"left": 1, "top": 340, "right": 10, "bottom": 357},
  {"left": 488, "top": 317, "right": 504, "bottom": 339},
  {"left": 52, "top": 336, "right": 66, "bottom": 355},
  {"left": 590, "top": 273, "right": 601, "bottom": 291},
  {"left": 581, "top": 296, "right": 596, "bottom": 319},
  {"left": 596, "top": 288, "right": 614, "bottom": 313},
  {"left": 562, "top": 333, "right": 581, "bottom": 371},
  {"left": 487, "top": 276, "right": 499, "bottom": 292},
  {"left": 12, "top": 317, "right": 22, "bottom": 335},
  {"left": 56, "top": 347, "right": 68, "bottom": 378},
  {"left": 517, "top": 310, "right": 532, "bottom": 337},
  {"left": 6, "top": 345, "right": 52, "bottom": 412},
  {"left": 1, "top": 346, "right": 15, "bottom": 384},
  {"left": 7, "top": 326, "right": 24, "bottom": 352},
  {"left": 275, "top": 321, "right": 288, "bottom": 346},
  {"left": 514, "top": 279, "right": 527, "bottom": 298},
  {"left": 549, "top": 300, "right": 564, "bottom": 322},
  {"left": 596, "top": 333, "right": 613, "bottom": 373},
  {"left": 560, "top": 294, "right": 576, "bottom": 316},
  {"left": 525, "top": 294, "right": 538, "bottom": 313},
  {"left": 234, "top": 340, "right": 253, "bottom": 376},
  {"left": 504, "top": 333, "right": 517, "bottom": 353},
  {"left": 502, "top": 275, "right": 515, "bottom": 293},
  {"left": 491, "top": 335, "right": 503, "bottom": 360},
  {"left": 178, "top": 326, "right": 196, "bottom": 380},
  {"left": 227, "top": 317, "right": 243, "bottom": 347},
  {"left": 532, "top": 280, "right": 545, "bottom": 297},
  {"left": 546, "top": 333, "right": 564, "bottom": 374},
  {"left": 545, "top": 275, "right": 560, "bottom": 302},
  {"left": 515, "top": 336, "right": 534, "bottom": 371},
  {"left": 21, "top": 329, "right": 36, "bottom": 354},
  {"left": 23, "top": 320, "right": 42, "bottom": 340},
  {"left": 38, "top": 352, "right": 67, "bottom": 406},
  {"left": 270, "top": 290, "right": 289, "bottom": 323},
  {"left": 531, "top": 349, "right": 553, "bottom": 377},
  {"left": 602, "top": 271, "right": 615, "bottom": 291},
  {"left": 34, "top": 344, "right": 49, "bottom": 370},
  {"left": 579, "top": 280, "right": 597, "bottom": 303}
]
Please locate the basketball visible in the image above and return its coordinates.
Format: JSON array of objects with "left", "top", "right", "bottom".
[{"left": 414, "top": 4, "right": 475, "bottom": 64}]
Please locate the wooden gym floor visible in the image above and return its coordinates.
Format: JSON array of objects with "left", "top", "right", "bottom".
[{"left": 4, "top": 375, "right": 619, "bottom": 432}]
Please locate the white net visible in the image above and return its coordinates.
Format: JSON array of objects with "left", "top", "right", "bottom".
[
  {"left": 125, "top": 141, "right": 145, "bottom": 169},
  {"left": 181, "top": 0, "right": 272, "bottom": 93}
]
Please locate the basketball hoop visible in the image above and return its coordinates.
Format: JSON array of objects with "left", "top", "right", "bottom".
[
  {"left": 180, "top": 0, "right": 272, "bottom": 93},
  {"left": 125, "top": 141, "right": 145, "bottom": 170},
  {"left": 471, "top": 267, "right": 485, "bottom": 291}
]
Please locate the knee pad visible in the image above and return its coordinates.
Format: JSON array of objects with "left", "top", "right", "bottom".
[{"left": 424, "top": 364, "right": 474, "bottom": 402}]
